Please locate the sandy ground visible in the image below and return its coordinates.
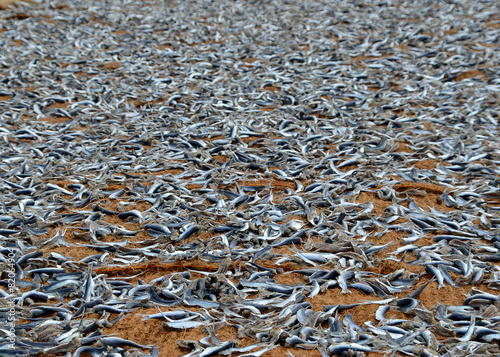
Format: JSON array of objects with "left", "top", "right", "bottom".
[{"left": 0, "top": 0, "right": 18, "bottom": 8}]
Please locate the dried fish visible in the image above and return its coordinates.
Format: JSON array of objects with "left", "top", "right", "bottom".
[{"left": 0, "top": 0, "right": 499, "bottom": 355}]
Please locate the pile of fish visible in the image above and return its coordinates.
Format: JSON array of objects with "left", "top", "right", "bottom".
[{"left": 0, "top": 0, "right": 499, "bottom": 355}]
